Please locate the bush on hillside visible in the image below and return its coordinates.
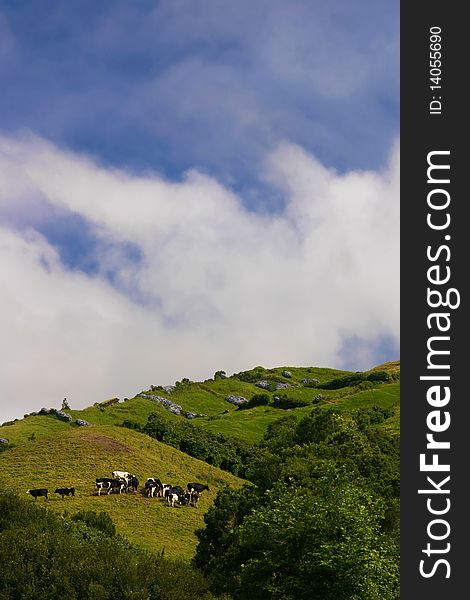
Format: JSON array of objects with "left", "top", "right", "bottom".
[
  {"left": 272, "top": 394, "right": 310, "bottom": 410},
  {"left": 194, "top": 406, "right": 400, "bottom": 600},
  {"left": 71, "top": 509, "right": 116, "bottom": 537},
  {"left": 236, "top": 394, "right": 270, "bottom": 410},
  {"left": 142, "top": 411, "right": 253, "bottom": 477},
  {"left": 0, "top": 488, "right": 222, "bottom": 600},
  {"left": 318, "top": 370, "right": 398, "bottom": 390}
]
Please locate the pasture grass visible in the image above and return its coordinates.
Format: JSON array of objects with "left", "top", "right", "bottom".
[
  {"left": 2, "top": 362, "right": 400, "bottom": 447},
  {"left": 0, "top": 425, "right": 244, "bottom": 560}
]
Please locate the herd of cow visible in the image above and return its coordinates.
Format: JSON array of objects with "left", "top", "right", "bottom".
[{"left": 26, "top": 469, "right": 210, "bottom": 508}]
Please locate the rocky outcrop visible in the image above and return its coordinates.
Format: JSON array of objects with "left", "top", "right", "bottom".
[{"left": 225, "top": 395, "right": 248, "bottom": 406}]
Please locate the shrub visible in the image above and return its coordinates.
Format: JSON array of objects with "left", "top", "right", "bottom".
[
  {"left": 71, "top": 509, "right": 116, "bottom": 537},
  {"left": 236, "top": 394, "right": 270, "bottom": 411},
  {"left": 272, "top": 394, "right": 309, "bottom": 410}
]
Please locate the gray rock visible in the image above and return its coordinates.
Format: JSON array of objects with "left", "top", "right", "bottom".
[
  {"left": 225, "top": 395, "right": 248, "bottom": 406},
  {"left": 56, "top": 411, "right": 72, "bottom": 422},
  {"left": 0, "top": 438, "right": 9, "bottom": 444},
  {"left": 163, "top": 385, "right": 175, "bottom": 393},
  {"left": 255, "top": 380, "right": 270, "bottom": 389},
  {"left": 140, "top": 393, "right": 182, "bottom": 414},
  {"left": 76, "top": 419, "right": 91, "bottom": 427},
  {"left": 301, "top": 378, "right": 320, "bottom": 386},
  {"left": 282, "top": 370, "right": 292, "bottom": 378},
  {"left": 275, "top": 382, "right": 292, "bottom": 390}
]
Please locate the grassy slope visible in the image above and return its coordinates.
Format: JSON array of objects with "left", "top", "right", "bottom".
[
  {"left": 2, "top": 362, "right": 399, "bottom": 446},
  {"left": 0, "top": 361, "right": 400, "bottom": 558},
  {"left": 0, "top": 424, "right": 244, "bottom": 560}
]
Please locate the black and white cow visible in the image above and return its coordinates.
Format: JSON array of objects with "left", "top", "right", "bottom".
[
  {"left": 144, "top": 477, "right": 162, "bottom": 497},
  {"left": 109, "top": 478, "right": 127, "bottom": 494},
  {"left": 165, "top": 486, "right": 183, "bottom": 507},
  {"left": 187, "top": 482, "right": 209, "bottom": 495},
  {"left": 179, "top": 492, "right": 191, "bottom": 506},
  {"left": 96, "top": 478, "right": 113, "bottom": 496},
  {"left": 112, "top": 470, "right": 137, "bottom": 492},
  {"left": 189, "top": 490, "right": 201, "bottom": 508},
  {"left": 160, "top": 483, "right": 171, "bottom": 498},
  {"left": 26, "top": 488, "right": 48, "bottom": 500},
  {"left": 55, "top": 487, "right": 75, "bottom": 498},
  {"left": 112, "top": 470, "right": 131, "bottom": 481}
]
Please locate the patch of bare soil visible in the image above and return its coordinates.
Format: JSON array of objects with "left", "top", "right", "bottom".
[{"left": 85, "top": 434, "right": 132, "bottom": 453}]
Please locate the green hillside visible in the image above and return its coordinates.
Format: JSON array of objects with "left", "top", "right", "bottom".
[
  {"left": 0, "top": 424, "right": 244, "bottom": 559},
  {"left": 0, "top": 360, "right": 400, "bottom": 564},
  {"left": 1, "top": 361, "right": 400, "bottom": 445}
]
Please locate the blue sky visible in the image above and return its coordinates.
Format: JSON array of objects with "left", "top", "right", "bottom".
[{"left": 0, "top": 1, "right": 399, "bottom": 421}]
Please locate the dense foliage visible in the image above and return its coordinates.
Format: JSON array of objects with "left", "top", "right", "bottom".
[
  {"left": 193, "top": 407, "right": 400, "bottom": 599},
  {"left": 0, "top": 488, "right": 225, "bottom": 600},
  {"left": 141, "top": 410, "right": 253, "bottom": 476},
  {"left": 317, "top": 370, "right": 399, "bottom": 390}
]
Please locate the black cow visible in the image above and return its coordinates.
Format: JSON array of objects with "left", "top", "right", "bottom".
[
  {"left": 55, "top": 487, "right": 75, "bottom": 498},
  {"left": 187, "top": 482, "right": 209, "bottom": 495},
  {"left": 127, "top": 476, "right": 139, "bottom": 493},
  {"left": 26, "top": 488, "right": 48, "bottom": 500},
  {"left": 179, "top": 492, "right": 191, "bottom": 506}
]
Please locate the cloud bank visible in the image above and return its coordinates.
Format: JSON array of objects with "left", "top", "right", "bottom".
[{"left": 0, "top": 134, "right": 399, "bottom": 422}]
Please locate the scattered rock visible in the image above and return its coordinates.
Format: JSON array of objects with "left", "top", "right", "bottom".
[
  {"left": 56, "top": 411, "right": 72, "bottom": 422},
  {"left": 255, "top": 380, "right": 270, "bottom": 389},
  {"left": 225, "top": 395, "right": 248, "bottom": 406},
  {"left": 275, "top": 382, "right": 292, "bottom": 390},
  {"left": 76, "top": 419, "right": 91, "bottom": 427},
  {"left": 301, "top": 378, "right": 320, "bottom": 386},
  {"left": 140, "top": 393, "right": 182, "bottom": 414},
  {"left": 282, "top": 370, "right": 292, "bottom": 378},
  {"left": 183, "top": 411, "right": 206, "bottom": 419}
]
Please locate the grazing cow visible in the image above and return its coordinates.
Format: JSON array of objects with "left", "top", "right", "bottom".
[
  {"left": 190, "top": 490, "right": 200, "bottom": 508},
  {"left": 55, "top": 487, "right": 75, "bottom": 499},
  {"left": 109, "top": 478, "right": 127, "bottom": 494},
  {"left": 165, "top": 486, "right": 183, "bottom": 507},
  {"left": 160, "top": 483, "right": 171, "bottom": 498},
  {"left": 112, "top": 470, "right": 134, "bottom": 483},
  {"left": 112, "top": 471, "right": 137, "bottom": 491},
  {"left": 127, "top": 475, "right": 139, "bottom": 493},
  {"left": 187, "top": 482, "right": 209, "bottom": 495},
  {"left": 26, "top": 488, "right": 48, "bottom": 500},
  {"left": 96, "top": 477, "right": 114, "bottom": 496},
  {"left": 145, "top": 477, "right": 162, "bottom": 498},
  {"left": 179, "top": 492, "right": 191, "bottom": 506}
]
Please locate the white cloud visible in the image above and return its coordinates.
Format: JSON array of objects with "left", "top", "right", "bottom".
[{"left": 0, "top": 134, "right": 399, "bottom": 422}]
